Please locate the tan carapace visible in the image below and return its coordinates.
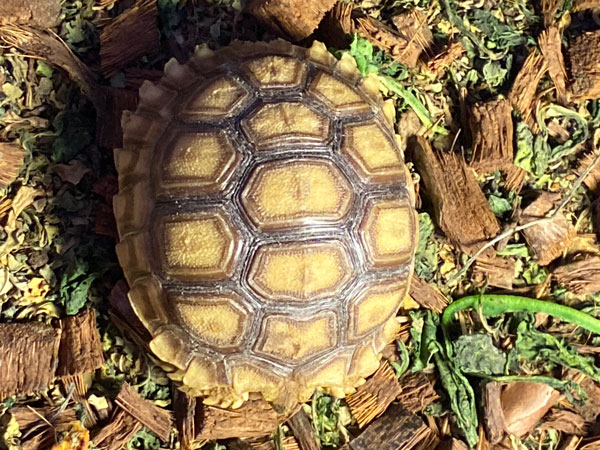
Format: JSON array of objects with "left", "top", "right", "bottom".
[{"left": 114, "top": 40, "right": 418, "bottom": 410}]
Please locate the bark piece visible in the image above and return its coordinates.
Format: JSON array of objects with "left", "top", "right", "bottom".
[
  {"left": 0, "top": 0, "right": 61, "bottom": 29},
  {"left": 92, "top": 408, "right": 143, "bottom": 450},
  {"left": 10, "top": 405, "right": 80, "bottom": 450},
  {"left": 97, "top": 87, "right": 139, "bottom": 149},
  {"left": 322, "top": 3, "right": 429, "bottom": 67},
  {"left": 541, "top": 0, "right": 562, "bottom": 25},
  {"left": 196, "top": 398, "right": 279, "bottom": 440},
  {"left": 468, "top": 99, "right": 514, "bottom": 174},
  {"left": 57, "top": 308, "right": 104, "bottom": 378},
  {"left": 412, "top": 136, "right": 500, "bottom": 256},
  {"left": 541, "top": 409, "right": 588, "bottom": 435},
  {"left": 426, "top": 41, "right": 464, "bottom": 76},
  {"left": 409, "top": 275, "right": 448, "bottom": 314},
  {"left": 115, "top": 382, "right": 173, "bottom": 441},
  {"left": 571, "top": 375, "right": 600, "bottom": 422},
  {"left": 573, "top": 0, "right": 600, "bottom": 10},
  {"left": 472, "top": 256, "right": 515, "bottom": 290},
  {"left": 100, "top": 0, "right": 159, "bottom": 77},
  {"left": 0, "top": 322, "right": 61, "bottom": 399},
  {"left": 174, "top": 390, "right": 196, "bottom": 450},
  {"left": 397, "top": 372, "right": 439, "bottom": 414},
  {"left": 554, "top": 257, "right": 600, "bottom": 294},
  {"left": 391, "top": 10, "right": 434, "bottom": 59},
  {"left": 347, "top": 362, "right": 402, "bottom": 428},
  {"left": 0, "top": 142, "right": 24, "bottom": 189},
  {"left": 349, "top": 403, "right": 426, "bottom": 450},
  {"left": 482, "top": 382, "right": 505, "bottom": 445},
  {"left": 576, "top": 151, "right": 600, "bottom": 193},
  {"left": 437, "top": 439, "right": 468, "bottom": 450},
  {"left": 508, "top": 50, "right": 547, "bottom": 127},
  {"left": 501, "top": 382, "right": 559, "bottom": 436},
  {"left": 519, "top": 193, "right": 575, "bottom": 265},
  {"left": 504, "top": 165, "right": 528, "bottom": 193},
  {"left": 539, "top": 27, "right": 568, "bottom": 105},
  {"left": 0, "top": 24, "right": 100, "bottom": 107},
  {"left": 287, "top": 409, "right": 320, "bottom": 450},
  {"left": 567, "top": 30, "right": 600, "bottom": 101},
  {"left": 246, "top": 0, "right": 336, "bottom": 41}
]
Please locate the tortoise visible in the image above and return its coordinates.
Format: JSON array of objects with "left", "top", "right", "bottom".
[{"left": 113, "top": 40, "right": 418, "bottom": 411}]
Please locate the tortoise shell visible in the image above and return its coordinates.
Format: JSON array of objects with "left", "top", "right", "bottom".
[{"left": 114, "top": 40, "right": 418, "bottom": 408}]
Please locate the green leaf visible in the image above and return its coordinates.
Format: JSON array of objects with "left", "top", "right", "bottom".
[
  {"left": 514, "top": 121, "right": 534, "bottom": 174},
  {"left": 415, "top": 213, "right": 439, "bottom": 280},
  {"left": 488, "top": 194, "right": 512, "bottom": 216},
  {"left": 482, "top": 60, "right": 507, "bottom": 87},
  {"left": 496, "top": 243, "right": 530, "bottom": 258},
  {"left": 453, "top": 334, "right": 507, "bottom": 376},
  {"left": 2, "top": 83, "right": 23, "bottom": 103}
]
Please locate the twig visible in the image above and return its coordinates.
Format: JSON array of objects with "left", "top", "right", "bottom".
[{"left": 448, "top": 143, "right": 600, "bottom": 284}]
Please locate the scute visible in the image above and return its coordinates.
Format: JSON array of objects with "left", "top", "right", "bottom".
[{"left": 115, "top": 40, "right": 418, "bottom": 409}]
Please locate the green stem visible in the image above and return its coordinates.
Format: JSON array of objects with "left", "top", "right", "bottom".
[{"left": 442, "top": 295, "right": 600, "bottom": 335}]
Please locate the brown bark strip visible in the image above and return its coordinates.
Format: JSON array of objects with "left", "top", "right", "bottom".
[
  {"left": 539, "top": 27, "right": 568, "bottom": 105},
  {"left": 115, "top": 382, "right": 173, "bottom": 441},
  {"left": 100, "top": 0, "right": 159, "bottom": 77},
  {"left": 408, "top": 275, "right": 448, "bottom": 314},
  {"left": 504, "top": 165, "right": 528, "bottom": 193},
  {"left": 0, "top": 322, "right": 61, "bottom": 399},
  {"left": 347, "top": 362, "right": 402, "bottom": 428},
  {"left": 567, "top": 30, "right": 600, "bottom": 102},
  {"left": 468, "top": 99, "right": 514, "bottom": 174},
  {"left": 472, "top": 256, "right": 515, "bottom": 290},
  {"left": 196, "top": 398, "right": 279, "bottom": 440},
  {"left": 92, "top": 408, "right": 143, "bottom": 450},
  {"left": 10, "top": 405, "right": 80, "bottom": 450},
  {"left": 541, "top": 0, "right": 562, "bottom": 27},
  {"left": 174, "top": 389, "right": 196, "bottom": 450},
  {"left": 554, "top": 256, "right": 600, "bottom": 294},
  {"left": 519, "top": 193, "right": 575, "bottom": 266},
  {"left": 508, "top": 50, "right": 547, "bottom": 128},
  {"left": 541, "top": 409, "right": 588, "bottom": 435},
  {"left": 426, "top": 41, "right": 465, "bottom": 76},
  {"left": 397, "top": 372, "right": 439, "bottom": 414},
  {"left": 57, "top": 308, "right": 104, "bottom": 378},
  {"left": 349, "top": 403, "right": 426, "bottom": 450},
  {"left": 287, "top": 408, "right": 321, "bottom": 450},
  {"left": 97, "top": 87, "right": 139, "bottom": 149},
  {"left": 576, "top": 151, "right": 600, "bottom": 192},
  {"left": 482, "top": 382, "right": 505, "bottom": 445},
  {"left": 246, "top": 0, "right": 336, "bottom": 41},
  {"left": 412, "top": 136, "right": 500, "bottom": 257},
  {"left": 0, "top": 142, "right": 24, "bottom": 189},
  {"left": 0, "top": 0, "right": 61, "bottom": 29}
]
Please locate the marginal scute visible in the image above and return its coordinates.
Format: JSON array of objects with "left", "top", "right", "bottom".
[
  {"left": 112, "top": 180, "right": 153, "bottom": 238},
  {"left": 341, "top": 121, "right": 405, "bottom": 183},
  {"left": 163, "top": 57, "right": 198, "bottom": 89},
  {"left": 241, "top": 102, "right": 330, "bottom": 149},
  {"left": 360, "top": 198, "right": 417, "bottom": 268},
  {"left": 348, "top": 343, "right": 381, "bottom": 379},
  {"left": 307, "top": 71, "right": 371, "bottom": 115},
  {"left": 349, "top": 279, "right": 408, "bottom": 339},
  {"left": 155, "top": 211, "right": 240, "bottom": 282},
  {"left": 296, "top": 353, "right": 350, "bottom": 401},
  {"left": 171, "top": 292, "right": 252, "bottom": 348},
  {"left": 247, "top": 240, "right": 353, "bottom": 301},
  {"left": 256, "top": 313, "right": 337, "bottom": 364},
  {"left": 121, "top": 112, "right": 166, "bottom": 148},
  {"left": 158, "top": 129, "right": 239, "bottom": 194},
  {"left": 241, "top": 159, "right": 354, "bottom": 231},
  {"left": 359, "top": 73, "right": 382, "bottom": 103},
  {"left": 149, "top": 329, "right": 193, "bottom": 371},
  {"left": 334, "top": 52, "right": 362, "bottom": 84},
  {"left": 244, "top": 56, "right": 308, "bottom": 89},
  {"left": 229, "top": 360, "right": 283, "bottom": 402},
  {"left": 138, "top": 80, "right": 179, "bottom": 119},
  {"left": 373, "top": 317, "right": 402, "bottom": 351},
  {"left": 305, "top": 40, "right": 337, "bottom": 69},
  {"left": 128, "top": 276, "right": 169, "bottom": 333},
  {"left": 180, "top": 76, "right": 251, "bottom": 121},
  {"left": 183, "top": 354, "right": 227, "bottom": 392},
  {"left": 115, "top": 231, "right": 152, "bottom": 286}
]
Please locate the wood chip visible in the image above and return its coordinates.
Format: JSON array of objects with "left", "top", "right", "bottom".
[
  {"left": 391, "top": 9, "right": 434, "bottom": 60},
  {"left": 569, "top": 374, "right": 600, "bottom": 423},
  {"left": 92, "top": 408, "right": 143, "bottom": 450},
  {"left": 196, "top": 398, "right": 279, "bottom": 440},
  {"left": 57, "top": 308, "right": 104, "bottom": 378},
  {"left": 426, "top": 41, "right": 465, "bottom": 76},
  {"left": 508, "top": 50, "right": 547, "bottom": 128},
  {"left": 472, "top": 256, "right": 515, "bottom": 290},
  {"left": 0, "top": 0, "right": 61, "bottom": 29},
  {"left": 412, "top": 136, "right": 500, "bottom": 256},
  {"left": 115, "top": 382, "right": 173, "bottom": 442},
  {"left": 501, "top": 382, "right": 560, "bottom": 436},
  {"left": 97, "top": 87, "right": 139, "bottom": 149},
  {"left": 468, "top": 99, "right": 514, "bottom": 174},
  {"left": 541, "top": 409, "right": 588, "bottom": 435},
  {"left": 519, "top": 193, "right": 575, "bottom": 265},
  {"left": 567, "top": 30, "right": 600, "bottom": 102},
  {"left": 504, "top": 164, "right": 528, "bottom": 193},
  {"left": 0, "top": 142, "right": 25, "bottom": 189},
  {"left": 397, "top": 372, "right": 439, "bottom": 414},
  {"left": 554, "top": 256, "right": 600, "bottom": 294},
  {"left": 349, "top": 403, "right": 427, "bottom": 450},
  {"left": 287, "top": 408, "right": 320, "bottom": 450},
  {"left": 347, "top": 362, "right": 402, "bottom": 428},
  {"left": 539, "top": 27, "right": 568, "bottom": 105},
  {"left": 0, "top": 322, "right": 61, "bottom": 399},
  {"left": 576, "top": 151, "right": 600, "bottom": 192},
  {"left": 100, "top": 0, "right": 159, "bottom": 77},
  {"left": 323, "top": 3, "right": 428, "bottom": 67},
  {"left": 246, "top": 0, "right": 336, "bottom": 41},
  {"left": 482, "top": 382, "right": 505, "bottom": 445},
  {"left": 408, "top": 275, "right": 446, "bottom": 313},
  {"left": 10, "top": 405, "right": 79, "bottom": 450},
  {"left": 174, "top": 389, "right": 196, "bottom": 450}
]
